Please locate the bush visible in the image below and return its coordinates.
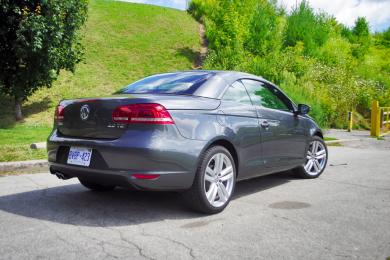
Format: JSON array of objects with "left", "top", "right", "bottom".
[{"left": 190, "top": 0, "right": 389, "bottom": 128}]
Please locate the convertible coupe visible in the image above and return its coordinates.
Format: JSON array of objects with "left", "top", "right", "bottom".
[{"left": 47, "top": 70, "right": 328, "bottom": 213}]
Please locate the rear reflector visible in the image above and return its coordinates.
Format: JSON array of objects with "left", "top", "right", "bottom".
[
  {"left": 112, "top": 103, "right": 174, "bottom": 124},
  {"left": 132, "top": 174, "right": 160, "bottom": 180},
  {"left": 55, "top": 105, "right": 65, "bottom": 122}
]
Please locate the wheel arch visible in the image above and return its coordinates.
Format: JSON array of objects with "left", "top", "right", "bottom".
[
  {"left": 313, "top": 130, "right": 323, "bottom": 139},
  {"left": 202, "top": 138, "right": 239, "bottom": 178}
]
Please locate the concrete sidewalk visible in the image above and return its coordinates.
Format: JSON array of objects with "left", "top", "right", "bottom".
[{"left": 325, "top": 129, "right": 390, "bottom": 150}]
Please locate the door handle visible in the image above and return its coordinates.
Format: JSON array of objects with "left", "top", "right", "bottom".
[{"left": 260, "top": 120, "right": 269, "bottom": 128}]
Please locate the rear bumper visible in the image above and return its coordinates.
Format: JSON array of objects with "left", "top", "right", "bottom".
[
  {"left": 49, "top": 163, "right": 192, "bottom": 191},
  {"left": 47, "top": 128, "right": 207, "bottom": 191}
]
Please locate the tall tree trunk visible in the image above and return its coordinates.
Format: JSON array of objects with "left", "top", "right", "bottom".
[{"left": 14, "top": 97, "right": 23, "bottom": 121}]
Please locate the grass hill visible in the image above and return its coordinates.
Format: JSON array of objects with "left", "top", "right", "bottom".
[{"left": 0, "top": 0, "right": 200, "bottom": 161}]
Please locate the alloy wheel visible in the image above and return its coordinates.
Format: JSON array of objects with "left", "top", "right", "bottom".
[
  {"left": 304, "top": 140, "right": 327, "bottom": 176},
  {"left": 204, "top": 153, "right": 235, "bottom": 207}
]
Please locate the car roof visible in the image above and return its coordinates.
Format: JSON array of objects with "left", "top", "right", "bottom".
[
  {"left": 176, "top": 70, "right": 274, "bottom": 99},
  {"left": 132, "top": 70, "right": 275, "bottom": 99}
]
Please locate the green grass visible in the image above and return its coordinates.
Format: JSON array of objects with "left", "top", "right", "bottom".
[
  {"left": 324, "top": 137, "right": 338, "bottom": 141},
  {"left": 0, "top": 125, "right": 52, "bottom": 162},
  {"left": 0, "top": 125, "right": 51, "bottom": 145},
  {"left": 0, "top": 144, "right": 47, "bottom": 162},
  {"left": 0, "top": 0, "right": 200, "bottom": 162}
]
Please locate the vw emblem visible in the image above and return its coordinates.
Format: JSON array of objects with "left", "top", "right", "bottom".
[{"left": 80, "top": 105, "right": 90, "bottom": 121}]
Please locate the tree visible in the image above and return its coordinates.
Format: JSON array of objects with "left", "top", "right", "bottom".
[
  {"left": 0, "top": 0, "right": 88, "bottom": 120},
  {"left": 377, "top": 27, "right": 390, "bottom": 47},
  {"left": 351, "top": 17, "right": 371, "bottom": 59},
  {"left": 283, "top": 0, "right": 330, "bottom": 57},
  {"left": 245, "top": 0, "right": 281, "bottom": 56}
]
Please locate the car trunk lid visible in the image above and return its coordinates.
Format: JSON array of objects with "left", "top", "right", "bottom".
[{"left": 56, "top": 94, "right": 220, "bottom": 139}]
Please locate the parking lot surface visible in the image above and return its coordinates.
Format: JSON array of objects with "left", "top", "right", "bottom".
[{"left": 0, "top": 145, "right": 389, "bottom": 259}]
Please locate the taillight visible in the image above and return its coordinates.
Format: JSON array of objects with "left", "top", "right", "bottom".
[
  {"left": 132, "top": 174, "right": 160, "bottom": 180},
  {"left": 112, "top": 103, "right": 174, "bottom": 124},
  {"left": 55, "top": 105, "right": 65, "bottom": 122}
]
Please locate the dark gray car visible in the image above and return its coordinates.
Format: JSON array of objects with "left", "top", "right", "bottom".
[{"left": 47, "top": 70, "right": 328, "bottom": 213}]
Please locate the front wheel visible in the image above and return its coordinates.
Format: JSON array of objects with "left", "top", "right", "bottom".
[
  {"left": 184, "top": 146, "right": 236, "bottom": 214},
  {"left": 293, "top": 136, "right": 328, "bottom": 179}
]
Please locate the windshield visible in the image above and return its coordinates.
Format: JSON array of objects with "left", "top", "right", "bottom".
[{"left": 119, "top": 72, "right": 214, "bottom": 95}]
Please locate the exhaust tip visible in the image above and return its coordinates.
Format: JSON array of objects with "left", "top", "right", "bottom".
[{"left": 50, "top": 167, "right": 70, "bottom": 180}]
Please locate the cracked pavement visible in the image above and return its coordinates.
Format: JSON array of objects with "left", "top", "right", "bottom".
[{"left": 0, "top": 144, "right": 389, "bottom": 259}]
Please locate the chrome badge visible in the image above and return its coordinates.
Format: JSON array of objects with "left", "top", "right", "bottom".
[{"left": 80, "top": 104, "right": 90, "bottom": 121}]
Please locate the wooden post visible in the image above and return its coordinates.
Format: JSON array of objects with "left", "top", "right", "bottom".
[
  {"left": 347, "top": 111, "right": 353, "bottom": 132},
  {"left": 370, "top": 100, "right": 380, "bottom": 137}
]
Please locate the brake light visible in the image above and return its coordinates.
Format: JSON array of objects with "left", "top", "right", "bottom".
[
  {"left": 132, "top": 174, "right": 160, "bottom": 180},
  {"left": 112, "top": 103, "right": 174, "bottom": 124},
  {"left": 55, "top": 105, "right": 65, "bottom": 122}
]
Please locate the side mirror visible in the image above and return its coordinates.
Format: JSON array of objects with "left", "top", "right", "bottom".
[{"left": 296, "top": 104, "right": 310, "bottom": 115}]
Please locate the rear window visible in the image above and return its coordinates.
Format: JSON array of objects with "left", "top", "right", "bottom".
[{"left": 119, "top": 72, "right": 214, "bottom": 95}]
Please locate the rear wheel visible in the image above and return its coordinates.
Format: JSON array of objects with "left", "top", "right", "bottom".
[
  {"left": 184, "top": 146, "right": 236, "bottom": 214},
  {"left": 78, "top": 178, "right": 116, "bottom": 191},
  {"left": 293, "top": 136, "right": 328, "bottom": 178}
]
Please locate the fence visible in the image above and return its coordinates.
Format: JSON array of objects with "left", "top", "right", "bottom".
[{"left": 371, "top": 100, "right": 390, "bottom": 137}]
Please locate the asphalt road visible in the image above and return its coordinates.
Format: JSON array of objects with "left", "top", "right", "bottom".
[{"left": 0, "top": 145, "right": 389, "bottom": 260}]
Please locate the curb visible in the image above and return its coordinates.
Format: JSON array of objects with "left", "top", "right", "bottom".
[
  {"left": 30, "top": 142, "right": 46, "bottom": 149},
  {"left": 0, "top": 160, "right": 48, "bottom": 173},
  {"left": 325, "top": 138, "right": 362, "bottom": 144}
]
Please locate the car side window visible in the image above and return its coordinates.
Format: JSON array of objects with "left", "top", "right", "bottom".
[
  {"left": 241, "top": 79, "right": 290, "bottom": 111},
  {"left": 222, "top": 81, "right": 252, "bottom": 105}
]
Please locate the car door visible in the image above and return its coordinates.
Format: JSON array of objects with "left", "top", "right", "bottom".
[
  {"left": 219, "top": 81, "right": 263, "bottom": 180},
  {"left": 241, "top": 79, "right": 307, "bottom": 173}
]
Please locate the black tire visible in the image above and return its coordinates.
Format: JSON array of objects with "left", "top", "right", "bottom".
[
  {"left": 183, "top": 145, "right": 236, "bottom": 214},
  {"left": 78, "top": 178, "right": 116, "bottom": 191},
  {"left": 293, "top": 136, "right": 328, "bottom": 179}
]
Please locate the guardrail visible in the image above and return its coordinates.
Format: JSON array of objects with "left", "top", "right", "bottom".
[{"left": 371, "top": 100, "right": 390, "bottom": 137}]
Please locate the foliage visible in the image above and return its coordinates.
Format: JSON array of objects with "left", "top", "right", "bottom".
[
  {"left": 189, "top": 0, "right": 390, "bottom": 128},
  {"left": 351, "top": 17, "right": 371, "bottom": 59},
  {"left": 284, "top": 1, "right": 330, "bottom": 57},
  {"left": 0, "top": 0, "right": 88, "bottom": 119},
  {"left": 378, "top": 27, "right": 390, "bottom": 47}
]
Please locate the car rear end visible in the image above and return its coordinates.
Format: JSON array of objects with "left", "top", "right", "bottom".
[
  {"left": 48, "top": 96, "right": 215, "bottom": 190},
  {"left": 48, "top": 71, "right": 226, "bottom": 190}
]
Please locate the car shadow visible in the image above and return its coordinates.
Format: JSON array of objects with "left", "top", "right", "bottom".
[{"left": 0, "top": 172, "right": 294, "bottom": 227}]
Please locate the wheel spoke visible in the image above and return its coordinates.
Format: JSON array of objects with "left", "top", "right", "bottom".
[
  {"left": 217, "top": 183, "right": 229, "bottom": 202},
  {"left": 213, "top": 154, "right": 220, "bottom": 174},
  {"left": 220, "top": 166, "right": 232, "bottom": 177},
  {"left": 311, "top": 141, "right": 318, "bottom": 154},
  {"left": 205, "top": 166, "right": 215, "bottom": 182},
  {"left": 313, "top": 160, "right": 321, "bottom": 172},
  {"left": 315, "top": 149, "right": 326, "bottom": 159},
  {"left": 305, "top": 160, "right": 313, "bottom": 172},
  {"left": 220, "top": 172, "right": 233, "bottom": 182},
  {"left": 206, "top": 183, "right": 218, "bottom": 202},
  {"left": 216, "top": 154, "right": 224, "bottom": 173},
  {"left": 205, "top": 173, "right": 214, "bottom": 183}
]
